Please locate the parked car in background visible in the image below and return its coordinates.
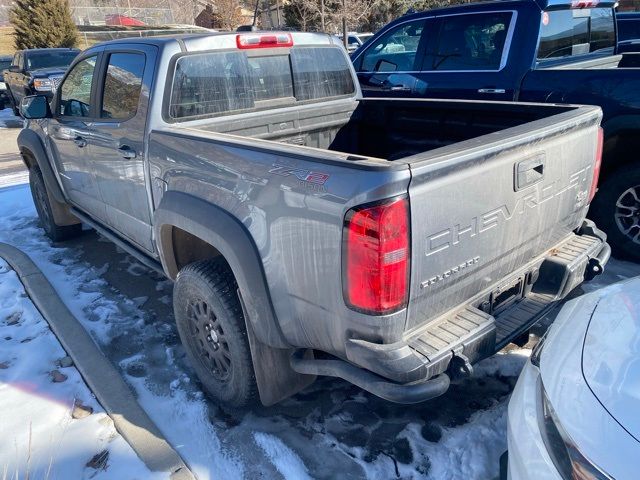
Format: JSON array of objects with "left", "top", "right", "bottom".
[
  {"left": 506, "top": 277, "right": 640, "bottom": 479},
  {"left": 0, "top": 55, "right": 12, "bottom": 110},
  {"left": 351, "top": 0, "right": 640, "bottom": 261},
  {"left": 615, "top": 11, "right": 640, "bottom": 52},
  {"left": 4, "top": 48, "right": 80, "bottom": 115},
  {"left": 337, "top": 32, "right": 374, "bottom": 52},
  {"left": 17, "top": 31, "right": 608, "bottom": 408}
]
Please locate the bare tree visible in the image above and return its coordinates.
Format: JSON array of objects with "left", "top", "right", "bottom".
[
  {"left": 319, "top": 0, "right": 374, "bottom": 33},
  {"left": 209, "top": 0, "right": 245, "bottom": 30},
  {"left": 283, "top": 0, "right": 320, "bottom": 31}
]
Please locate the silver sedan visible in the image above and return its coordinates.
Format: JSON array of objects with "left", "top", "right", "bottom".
[{"left": 506, "top": 277, "right": 640, "bottom": 479}]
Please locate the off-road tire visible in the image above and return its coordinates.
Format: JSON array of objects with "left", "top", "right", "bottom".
[
  {"left": 590, "top": 166, "right": 640, "bottom": 262},
  {"left": 29, "top": 167, "right": 82, "bottom": 242},
  {"left": 173, "top": 259, "right": 259, "bottom": 408}
]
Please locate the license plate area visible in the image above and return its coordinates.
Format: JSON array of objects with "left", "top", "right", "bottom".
[{"left": 490, "top": 276, "right": 525, "bottom": 314}]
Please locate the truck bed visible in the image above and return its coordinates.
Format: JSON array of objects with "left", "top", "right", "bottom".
[{"left": 189, "top": 98, "right": 577, "bottom": 162}]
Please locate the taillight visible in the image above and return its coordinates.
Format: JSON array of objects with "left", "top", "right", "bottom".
[
  {"left": 570, "top": 0, "right": 599, "bottom": 8},
  {"left": 589, "top": 127, "right": 603, "bottom": 202},
  {"left": 343, "top": 197, "right": 410, "bottom": 315},
  {"left": 236, "top": 33, "right": 293, "bottom": 49}
]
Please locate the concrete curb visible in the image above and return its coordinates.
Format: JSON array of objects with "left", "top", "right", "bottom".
[{"left": 0, "top": 243, "right": 195, "bottom": 480}]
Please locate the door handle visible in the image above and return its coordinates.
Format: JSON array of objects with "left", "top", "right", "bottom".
[
  {"left": 478, "top": 88, "right": 506, "bottom": 94},
  {"left": 73, "top": 136, "right": 87, "bottom": 148},
  {"left": 118, "top": 145, "right": 137, "bottom": 159},
  {"left": 385, "top": 86, "right": 411, "bottom": 92}
]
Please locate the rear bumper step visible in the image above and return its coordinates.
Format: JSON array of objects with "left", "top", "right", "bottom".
[{"left": 298, "top": 222, "right": 608, "bottom": 403}]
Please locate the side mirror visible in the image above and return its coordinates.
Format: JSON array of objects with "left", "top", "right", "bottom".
[
  {"left": 8, "top": 65, "right": 22, "bottom": 73},
  {"left": 21, "top": 95, "right": 51, "bottom": 119}
]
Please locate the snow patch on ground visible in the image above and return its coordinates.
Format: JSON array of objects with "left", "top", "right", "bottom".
[
  {"left": 254, "top": 432, "right": 313, "bottom": 480},
  {"left": 0, "top": 107, "right": 22, "bottom": 129},
  {"left": 0, "top": 258, "right": 163, "bottom": 479},
  {"left": 0, "top": 184, "right": 244, "bottom": 479}
]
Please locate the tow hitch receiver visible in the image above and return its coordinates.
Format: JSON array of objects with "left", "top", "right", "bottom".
[{"left": 447, "top": 350, "right": 473, "bottom": 381}]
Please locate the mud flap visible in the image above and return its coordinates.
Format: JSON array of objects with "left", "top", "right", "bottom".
[
  {"left": 238, "top": 290, "right": 316, "bottom": 406},
  {"left": 44, "top": 186, "right": 81, "bottom": 227}
]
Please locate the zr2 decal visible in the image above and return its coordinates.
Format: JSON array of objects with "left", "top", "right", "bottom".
[{"left": 269, "top": 164, "right": 330, "bottom": 185}]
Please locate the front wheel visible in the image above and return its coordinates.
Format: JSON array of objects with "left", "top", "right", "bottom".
[
  {"left": 590, "top": 166, "right": 640, "bottom": 262},
  {"left": 173, "top": 259, "right": 259, "bottom": 407},
  {"left": 29, "top": 167, "right": 82, "bottom": 242}
]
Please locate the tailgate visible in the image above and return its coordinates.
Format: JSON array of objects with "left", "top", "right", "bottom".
[{"left": 405, "top": 106, "right": 602, "bottom": 332}]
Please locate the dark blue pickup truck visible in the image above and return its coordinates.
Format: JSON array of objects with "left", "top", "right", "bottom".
[{"left": 351, "top": 0, "right": 640, "bottom": 260}]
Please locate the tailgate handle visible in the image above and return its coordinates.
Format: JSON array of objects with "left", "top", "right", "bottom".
[{"left": 515, "top": 156, "right": 545, "bottom": 190}]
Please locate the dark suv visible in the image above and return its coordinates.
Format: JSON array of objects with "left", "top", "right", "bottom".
[{"left": 4, "top": 48, "right": 79, "bottom": 115}]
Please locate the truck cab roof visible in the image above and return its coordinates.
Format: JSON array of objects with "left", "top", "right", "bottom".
[{"left": 93, "top": 31, "right": 340, "bottom": 54}]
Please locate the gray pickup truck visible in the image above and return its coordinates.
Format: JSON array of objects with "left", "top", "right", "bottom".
[{"left": 17, "top": 31, "right": 609, "bottom": 407}]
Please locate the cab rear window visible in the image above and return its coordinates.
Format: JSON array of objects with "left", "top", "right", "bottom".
[
  {"left": 537, "top": 8, "right": 615, "bottom": 61},
  {"left": 169, "top": 46, "right": 355, "bottom": 120}
]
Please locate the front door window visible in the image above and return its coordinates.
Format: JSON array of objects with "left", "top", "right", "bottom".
[{"left": 58, "top": 56, "right": 97, "bottom": 117}]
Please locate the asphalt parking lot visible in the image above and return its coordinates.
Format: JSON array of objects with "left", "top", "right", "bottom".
[{"left": 0, "top": 127, "right": 27, "bottom": 187}]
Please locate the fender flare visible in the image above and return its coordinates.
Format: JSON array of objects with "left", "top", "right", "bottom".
[
  {"left": 153, "top": 190, "right": 289, "bottom": 349},
  {"left": 17, "top": 129, "right": 66, "bottom": 204},
  {"left": 18, "top": 129, "right": 79, "bottom": 226}
]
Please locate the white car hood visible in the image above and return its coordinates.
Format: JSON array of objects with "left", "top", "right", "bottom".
[{"left": 582, "top": 277, "right": 640, "bottom": 443}]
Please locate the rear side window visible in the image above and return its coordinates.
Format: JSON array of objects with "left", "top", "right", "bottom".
[
  {"left": 430, "top": 12, "right": 513, "bottom": 71},
  {"left": 617, "top": 16, "right": 640, "bottom": 42},
  {"left": 101, "top": 52, "right": 145, "bottom": 120},
  {"left": 169, "top": 46, "right": 354, "bottom": 120},
  {"left": 537, "top": 8, "right": 615, "bottom": 60},
  {"left": 590, "top": 8, "right": 616, "bottom": 51}
]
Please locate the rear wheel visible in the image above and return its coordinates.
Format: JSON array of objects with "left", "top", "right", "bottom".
[
  {"left": 173, "top": 259, "right": 259, "bottom": 407},
  {"left": 590, "top": 166, "right": 640, "bottom": 262},
  {"left": 29, "top": 167, "right": 82, "bottom": 242}
]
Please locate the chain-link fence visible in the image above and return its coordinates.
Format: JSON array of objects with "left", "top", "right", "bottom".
[
  {"left": 72, "top": 6, "right": 174, "bottom": 26},
  {"left": 77, "top": 26, "right": 211, "bottom": 48},
  {"left": 0, "top": 4, "right": 11, "bottom": 26},
  {"left": 0, "top": 1, "right": 208, "bottom": 27}
]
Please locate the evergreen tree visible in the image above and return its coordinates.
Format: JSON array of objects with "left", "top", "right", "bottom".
[{"left": 11, "top": 0, "right": 79, "bottom": 50}]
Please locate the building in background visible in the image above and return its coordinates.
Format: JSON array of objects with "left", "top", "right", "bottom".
[{"left": 619, "top": 0, "right": 640, "bottom": 10}]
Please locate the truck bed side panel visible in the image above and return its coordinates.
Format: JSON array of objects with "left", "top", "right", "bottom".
[{"left": 148, "top": 130, "right": 412, "bottom": 354}]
